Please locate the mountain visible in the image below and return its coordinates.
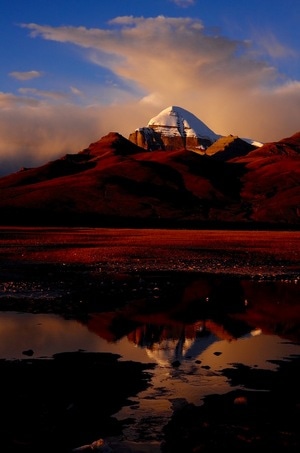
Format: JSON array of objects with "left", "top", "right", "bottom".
[
  {"left": 229, "top": 131, "right": 300, "bottom": 225},
  {"left": 128, "top": 106, "right": 262, "bottom": 152},
  {"left": 0, "top": 117, "right": 299, "bottom": 228},
  {"left": 204, "top": 135, "right": 257, "bottom": 160},
  {"left": 129, "top": 105, "right": 222, "bottom": 151}
]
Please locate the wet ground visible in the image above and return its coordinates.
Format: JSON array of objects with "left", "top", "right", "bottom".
[{"left": 0, "top": 227, "right": 300, "bottom": 452}]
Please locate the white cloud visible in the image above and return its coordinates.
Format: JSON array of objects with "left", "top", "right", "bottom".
[
  {"left": 0, "top": 102, "right": 102, "bottom": 175},
  {"left": 273, "top": 80, "right": 300, "bottom": 95},
  {"left": 0, "top": 92, "right": 151, "bottom": 176},
  {"left": 18, "top": 87, "right": 71, "bottom": 101},
  {"left": 9, "top": 70, "right": 43, "bottom": 81},
  {"left": 170, "top": 0, "right": 196, "bottom": 7},
  {"left": 70, "top": 86, "right": 83, "bottom": 96},
  {"left": 0, "top": 91, "right": 39, "bottom": 108},
  {"left": 252, "top": 31, "right": 297, "bottom": 60}
]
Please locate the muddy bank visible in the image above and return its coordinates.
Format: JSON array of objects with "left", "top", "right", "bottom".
[
  {"left": 0, "top": 351, "right": 156, "bottom": 453},
  {"left": 162, "top": 355, "right": 300, "bottom": 452},
  {"left": 1, "top": 339, "right": 300, "bottom": 452}
]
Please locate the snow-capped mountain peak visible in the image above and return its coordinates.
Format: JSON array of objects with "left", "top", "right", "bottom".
[
  {"left": 129, "top": 105, "right": 263, "bottom": 152},
  {"left": 147, "top": 105, "right": 221, "bottom": 142}
]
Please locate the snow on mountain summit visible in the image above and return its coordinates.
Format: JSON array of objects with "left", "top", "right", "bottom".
[
  {"left": 129, "top": 105, "right": 262, "bottom": 152},
  {"left": 148, "top": 106, "right": 221, "bottom": 142}
]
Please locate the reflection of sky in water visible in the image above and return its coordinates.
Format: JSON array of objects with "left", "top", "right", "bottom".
[
  {"left": 0, "top": 312, "right": 300, "bottom": 370},
  {"left": 1, "top": 311, "right": 299, "bottom": 370},
  {"left": 2, "top": 310, "right": 300, "bottom": 441},
  {"left": 0, "top": 312, "right": 148, "bottom": 362}
]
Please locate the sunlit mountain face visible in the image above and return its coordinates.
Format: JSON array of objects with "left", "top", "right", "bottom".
[
  {"left": 129, "top": 105, "right": 222, "bottom": 151},
  {"left": 0, "top": 106, "right": 299, "bottom": 227}
]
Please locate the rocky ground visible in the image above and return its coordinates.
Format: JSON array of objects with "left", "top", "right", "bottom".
[{"left": 161, "top": 359, "right": 300, "bottom": 453}]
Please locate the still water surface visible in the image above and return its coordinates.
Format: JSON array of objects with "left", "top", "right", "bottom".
[{"left": 1, "top": 281, "right": 300, "bottom": 442}]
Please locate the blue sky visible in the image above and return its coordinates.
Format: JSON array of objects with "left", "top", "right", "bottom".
[{"left": 1, "top": 0, "right": 299, "bottom": 175}]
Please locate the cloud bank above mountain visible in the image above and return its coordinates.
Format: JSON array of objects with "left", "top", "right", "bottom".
[{"left": 1, "top": 15, "right": 299, "bottom": 176}]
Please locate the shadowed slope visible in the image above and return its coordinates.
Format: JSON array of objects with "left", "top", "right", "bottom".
[
  {"left": 0, "top": 131, "right": 300, "bottom": 227},
  {"left": 231, "top": 132, "right": 300, "bottom": 224}
]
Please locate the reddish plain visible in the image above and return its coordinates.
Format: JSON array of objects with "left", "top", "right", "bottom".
[{"left": 0, "top": 227, "right": 300, "bottom": 277}]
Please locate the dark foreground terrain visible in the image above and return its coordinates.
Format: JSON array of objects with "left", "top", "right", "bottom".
[
  {"left": 0, "top": 227, "right": 300, "bottom": 452},
  {"left": 1, "top": 129, "right": 300, "bottom": 226}
]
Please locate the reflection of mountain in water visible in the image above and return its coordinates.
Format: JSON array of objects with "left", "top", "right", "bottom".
[
  {"left": 85, "top": 274, "right": 300, "bottom": 365},
  {"left": 145, "top": 330, "right": 221, "bottom": 367},
  {"left": 127, "top": 318, "right": 221, "bottom": 367},
  {"left": 127, "top": 319, "right": 242, "bottom": 366}
]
